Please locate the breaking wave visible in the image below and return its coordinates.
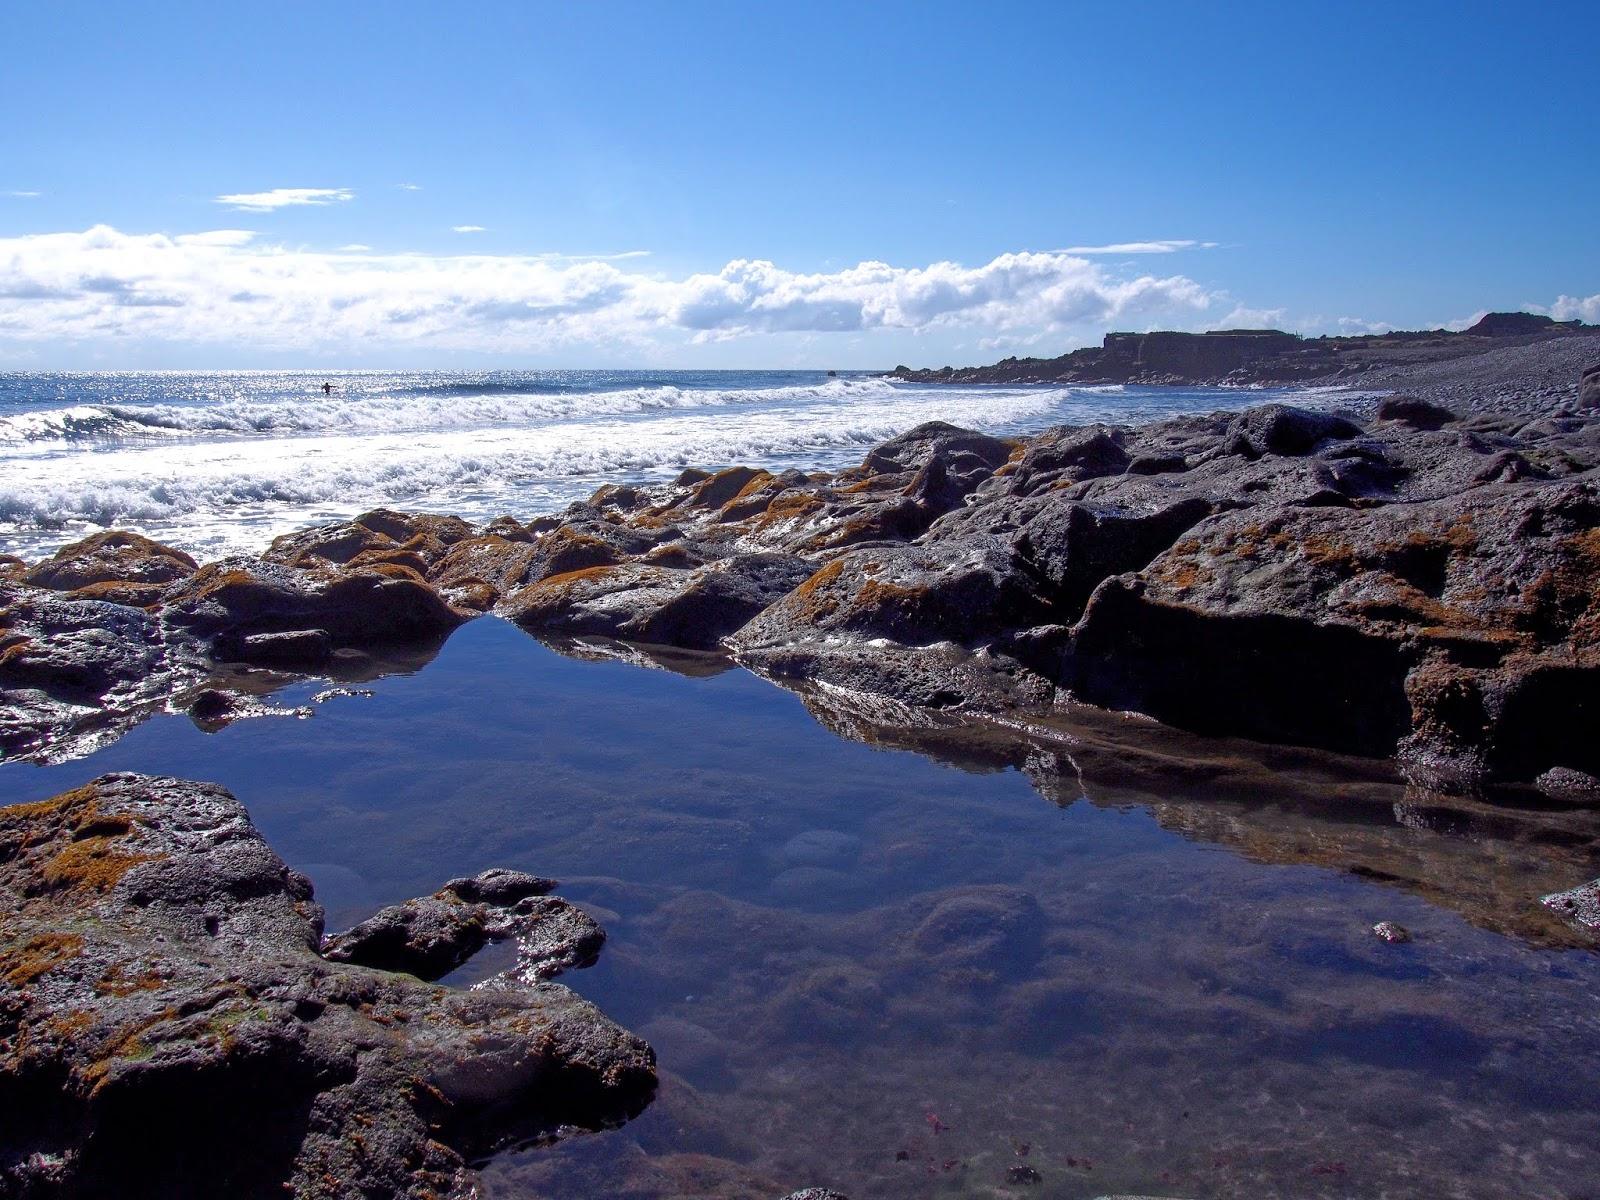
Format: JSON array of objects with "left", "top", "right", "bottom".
[
  {"left": 0, "top": 369, "right": 1292, "bottom": 561},
  {"left": 0, "top": 377, "right": 899, "bottom": 445}
]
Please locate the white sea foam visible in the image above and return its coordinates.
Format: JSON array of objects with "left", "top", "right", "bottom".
[
  {"left": 0, "top": 385, "right": 1067, "bottom": 559},
  {"left": 0, "top": 372, "right": 1295, "bottom": 562},
  {"left": 0, "top": 377, "right": 897, "bottom": 445}
]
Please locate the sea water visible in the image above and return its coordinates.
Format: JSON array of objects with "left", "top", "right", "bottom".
[{"left": 0, "top": 370, "right": 1313, "bottom": 561}]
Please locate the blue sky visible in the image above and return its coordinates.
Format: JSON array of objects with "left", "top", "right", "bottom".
[{"left": 1, "top": 0, "right": 1596, "bottom": 368}]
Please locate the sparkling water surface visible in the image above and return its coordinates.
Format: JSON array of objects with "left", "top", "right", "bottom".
[
  {"left": 1, "top": 619, "right": 1595, "bottom": 1200},
  {"left": 0, "top": 369, "right": 1319, "bottom": 561}
]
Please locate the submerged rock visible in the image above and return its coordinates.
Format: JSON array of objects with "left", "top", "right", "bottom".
[
  {"left": 320, "top": 869, "right": 605, "bottom": 986},
  {"left": 0, "top": 773, "right": 655, "bottom": 1199}
]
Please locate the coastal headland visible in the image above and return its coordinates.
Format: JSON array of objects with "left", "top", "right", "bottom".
[{"left": 890, "top": 310, "right": 1595, "bottom": 388}]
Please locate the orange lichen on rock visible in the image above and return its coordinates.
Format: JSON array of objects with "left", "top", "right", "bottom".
[
  {"left": 783, "top": 559, "right": 848, "bottom": 622},
  {"left": 1521, "top": 526, "right": 1600, "bottom": 646},
  {"left": 94, "top": 961, "right": 169, "bottom": 997},
  {"left": 3, "top": 931, "right": 87, "bottom": 987},
  {"left": 752, "top": 491, "right": 825, "bottom": 532},
  {"left": 0, "top": 785, "right": 159, "bottom": 896},
  {"left": 40, "top": 831, "right": 157, "bottom": 895},
  {"left": 526, "top": 564, "right": 621, "bottom": 594}
]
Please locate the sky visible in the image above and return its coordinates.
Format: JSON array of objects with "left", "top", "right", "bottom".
[{"left": 1, "top": 0, "right": 1596, "bottom": 369}]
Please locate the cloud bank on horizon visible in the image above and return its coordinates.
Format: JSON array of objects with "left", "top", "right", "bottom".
[
  {"left": 0, "top": 225, "right": 1590, "bottom": 363},
  {"left": 0, "top": 224, "right": 1219, "bottom": 356}
]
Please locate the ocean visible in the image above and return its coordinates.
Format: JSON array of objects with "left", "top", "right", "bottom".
[{"left": 0, "top": 369, "right": 1315, "bottom": 561}]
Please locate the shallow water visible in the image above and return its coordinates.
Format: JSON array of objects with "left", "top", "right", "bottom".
[
  {"left": 1, "top": 618, "right": 1597, "bottom": 1199},
  {"left": 0, "top": 370, "right": 1318, "bottom": 561}
]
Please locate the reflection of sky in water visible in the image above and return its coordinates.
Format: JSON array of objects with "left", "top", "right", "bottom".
[{"left": 2, "top": 618, "right": 1596, "bottom": 1199}]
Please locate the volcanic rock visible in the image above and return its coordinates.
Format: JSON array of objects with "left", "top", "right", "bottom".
[
  {"left": 23, "top": 531, "right": 198, "bottom": 592},
  {"left": 162, "top": 557, "right": 468, "bottom": 656},
  {"left": 0, "top": 773, "right": 654, "bottom": 1199}
]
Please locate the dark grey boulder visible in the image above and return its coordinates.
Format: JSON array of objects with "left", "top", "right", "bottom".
[
  {"left": 1580, "top": 363, "right": 1600, "bottom": 410},
  {"left": 1376, "top": 394, "right": 1458, "bottom": 430},
  {"left": 1224, "top": 403, "right": 1363, "bottom": 457}
]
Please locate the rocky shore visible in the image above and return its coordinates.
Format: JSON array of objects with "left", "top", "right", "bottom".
[
  {"left": 3, "top": 333, "right": 1599, "bottom": 1194},
  {"left": 3, "top": 336, "right": 1596, "bottom": 794},
  {"left": 0, "top": 772, "right": 654, "bottom": 1198}
]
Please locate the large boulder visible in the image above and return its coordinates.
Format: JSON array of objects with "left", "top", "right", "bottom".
[
  {"left": 727, "top": 538, "right": 1056, "bottom": 710},
  {"left": 1580, "top": 363, "right": 1600, "bottom": 410},
  {"left": 162, "top": 557, "right": 469, "bottom": 662},
  {"left": 23, "top": 531, "right": 197, "bottom": 594},
  {"left": 1375, "top": 394, "right": 1458, "bottom": 431},
  {"left": 0, "top": 774, "right": 655, "bottom": 1199},
  {"left": 1222, "top": 404, "right": 1363, "bottom": 458},
  {"left": 1061, "top": 477, "right": 1600, "bottom": 777},
  {"left": 505, "top": 553, "right": 815, "bottom": 650}
]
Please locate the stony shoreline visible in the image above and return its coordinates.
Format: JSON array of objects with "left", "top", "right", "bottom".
[
  {"left": 3, "top": 336, "right": 1596, "bottom": 790},
  {"left": 3, "top": 332, "right": 1599, "bottom": 1196},
  {"left": 887, "top": 312, "right": 1597, "bottom": 391}
]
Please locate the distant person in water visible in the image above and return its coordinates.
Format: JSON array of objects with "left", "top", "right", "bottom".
[{"left": 321, "top": 382, "right": 333, "bottom": 395}]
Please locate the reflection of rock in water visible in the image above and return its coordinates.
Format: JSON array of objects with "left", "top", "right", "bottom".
[
  {"left": 532, "top": 632, "right": 740, "bottom": 678},
  {"left": 758, "top": 671, "right": 1600, "bottom": 948}
]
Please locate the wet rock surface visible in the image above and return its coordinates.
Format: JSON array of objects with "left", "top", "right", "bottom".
[
  {"left": 1541, "top": 878, "right": 1600, "bottom": 932},
  {"left": 0, "top": 773, "right": 655, "bottom": 1199},
  {"left": 3, "top": 338, "right": 1598, "bottom": 788}
]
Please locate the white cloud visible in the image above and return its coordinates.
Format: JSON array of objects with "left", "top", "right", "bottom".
[
  {"left": 1061, "top": 240, "right": 1218, "bottom": 255},
  {"left": 451, "top": 225, "right": 487, "bottom": 233},
  {"left": 5, "top": 190, "right": 42, "bottom": 199},
  {"left": 215, "top": 187, "right": 354, "bottom": 212},
  {"left": 540, "top": 249, "right": 652, "bottom": 262},
  {"left": 396, "top": 183, "right": 422, "bottom": 191},
  {"left": 1544, "top": 293, "right": 1600, "bottom": 324},
  {"left": 1333, "top": 316, "right": 1394, "bottom": 334},
  {"left": 174, "top": 230, "right": 257, "bottom": 248},
  {"left": 339, "top": 244, "right": 373, "bottom": 252},
  {"left": 0, "top": 225, "right": 1225, "bottom": 355},
  {"left": 1206, "top": 304, "right": 1288, "bottom": 330}
]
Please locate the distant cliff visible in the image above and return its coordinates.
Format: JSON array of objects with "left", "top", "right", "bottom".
[{"left": 890, "top": 313, "right": 1591, "bottom": 387}]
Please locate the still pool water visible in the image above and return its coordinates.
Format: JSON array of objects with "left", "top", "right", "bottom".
[{"left": 2, "top": 617, "right": 1597, "bottom": 1199}]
